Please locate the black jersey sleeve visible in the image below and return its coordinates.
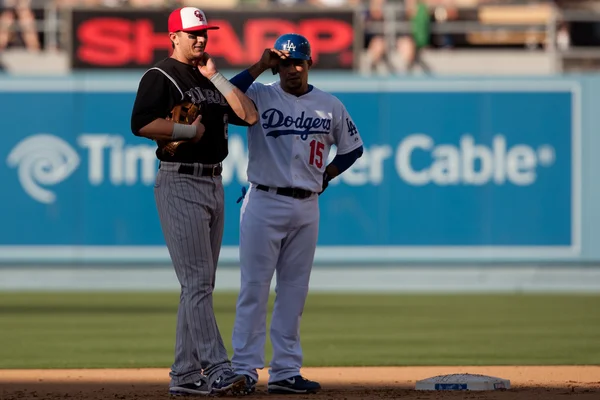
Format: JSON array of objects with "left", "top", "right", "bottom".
[{"left": 130, "top": 69, "right": 180, "bottom": 135}]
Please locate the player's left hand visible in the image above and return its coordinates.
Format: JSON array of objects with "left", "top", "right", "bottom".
[
  {"left": 198, "top": 53, "right": 218, "bottom": 79},
  {"left": 319, "top": 172, "right": 332, "bottom": 196}
]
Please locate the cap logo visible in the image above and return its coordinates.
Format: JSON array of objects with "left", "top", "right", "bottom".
[
  {"left": 194, "top": 10, "right": 204, "bottom": 22},
  {"left": 282, "top": 40, "right": 296, "bottom": 52}
]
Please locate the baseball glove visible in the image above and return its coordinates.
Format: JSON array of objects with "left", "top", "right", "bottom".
[{"left": 157, "top": 101, "right": 200, "bottom": 156}]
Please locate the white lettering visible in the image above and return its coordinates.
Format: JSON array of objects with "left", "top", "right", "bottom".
[
  {"left": 124, "top": 145, "right": 157, "bottom": 185},
  {"left": 205, "top": 89, "right": 216, "bottom": 104},
  {"left": 50, "top": 133, "right": 555, "bottom": 190},
  {"left": 342, "top": 151, "right": 369, "bottom": 186},
  {"left": 506, "top": 145, "right": 537, "bottom": 185},
  {"left": 430, "top": 145, "right": 459, "bottom": 185},
  {"left": 339, "top": 145, "right": 392, "bottom": 186},
  {"left": 109, "top": 136, "right": 124, "bottom": 185},
  {"left": 78, "top": 134, "right": 113, "bottom": 185},
  {"left": 461, "top": 135, "right": 493, "bottom": 185},
  {"left": 396, "top": 134, "right": 433, "bottom": 185},
  {"left": 78, "top": 134, "right": 158, "bottom": 186},
  {"left": 493, "top": 135, "right": 507, "bottom": 184},
  {"left": 368, "top": 145, "right": 392, "bottom": 185},
  {"left": 324, "top": 145, "right": 392, "bottom": 187},
  {"left": 394, "top": 134, "right": 552, "bottom": 186}
]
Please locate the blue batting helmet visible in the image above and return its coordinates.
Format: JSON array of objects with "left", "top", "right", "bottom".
[{"left": 274, "top": 33, "right": 311, "bottom": 61}]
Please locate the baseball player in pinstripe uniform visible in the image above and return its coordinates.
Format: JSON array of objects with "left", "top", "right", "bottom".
[
  {"left": 228, "top": 33, "right": 364, "bottom": 395},
  {"left": 130, "top": 7, "right": 258, "bottom": 396}
]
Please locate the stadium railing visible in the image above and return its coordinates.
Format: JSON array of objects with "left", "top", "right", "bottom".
[{"left": 2, "top": 1, "right": 600, "bottom": 73}]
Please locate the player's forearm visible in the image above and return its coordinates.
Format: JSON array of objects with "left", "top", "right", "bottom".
[
  {"left": 246, "top": 62, "right": 269, "bottom": 80},
  {"left": 222, "top": 87, "right": 259, "bottom": 125},
  {"left": 326, "top": 146, "right": 364, "bottom": 179},
  {"left": 137, "top": 118, "right": 196, "bottom": 141},
  {"left": 210, "top": 73, "right": 258, "bottom": 125}
]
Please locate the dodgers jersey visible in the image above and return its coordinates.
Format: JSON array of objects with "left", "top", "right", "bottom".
[{"left": 244, "top": 81, "right": 363, "bottom": 193}]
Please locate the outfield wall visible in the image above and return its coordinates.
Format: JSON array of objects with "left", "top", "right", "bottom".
[{"left": 0, "top": 72, "right": 598, "bottom": 266}]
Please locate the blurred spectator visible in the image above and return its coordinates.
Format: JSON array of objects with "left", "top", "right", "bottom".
[
  {"left": 406, "top": 0, "right": 432, "bottom": 74},
  {"left": 260, "top": 0, "right": 309, "bottom": 6},
  {"left": 128, "top": 0, "right": 171, "bottom": 6},
  {"left": 54, "top": 0, "right": 121, "bottom": 6},
  {"left": 430, "top": 0, "right": 457, "bottom": 48},
  {"left": 311, "top": 0, "right": 360, "bottom": 6},
  {"left": 101, "top": 0, "right": 129, "bottom": 5},
  {"left": 555, "top": 20, "right": 570, "bottom": 50},
  {"left": 54, "top": 0, "right": 176, "bottom": 5},
  {"left": 182, "top": 0, "right": 238, "bottom": 7},
  {"left": 259, "top": 0, "right": 360, "bottom": 7},
  {"left": 362, "top": 0, "right": 406, "bottom": 74},
  {"left": 0, "top": 0, "right": 41, "bottom": 52}
]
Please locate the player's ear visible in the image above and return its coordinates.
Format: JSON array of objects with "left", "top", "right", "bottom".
[
  {"left": 307, "top": 59, "right": 313, "bottom": 69},
  {"left": 169, "top": 32, "right": 178, "bottom": 47}
]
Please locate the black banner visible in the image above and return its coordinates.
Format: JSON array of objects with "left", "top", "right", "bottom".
[{"left": 68, "top": 7, "right": 358, "bottom": 70}]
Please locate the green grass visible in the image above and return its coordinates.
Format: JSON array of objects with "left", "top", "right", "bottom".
[{"left": 0, "top": 292, "right": 599, "bottom": 369}]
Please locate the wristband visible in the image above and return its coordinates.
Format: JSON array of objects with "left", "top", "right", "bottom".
[
  {"left": 210, "top": 72, "right": 235, "bottom": 96},
  {"left": 172, "top": 123, "right": 197, "bottom": 140}
]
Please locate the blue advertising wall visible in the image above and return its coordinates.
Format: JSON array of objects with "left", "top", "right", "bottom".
[{"left": 0, "top": 73, "right": 593, "bottom": 265}]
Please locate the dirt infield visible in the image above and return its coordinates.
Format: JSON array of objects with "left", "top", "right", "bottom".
[{"left": 1, "top": 366, "right": 599, "bottom": 399}]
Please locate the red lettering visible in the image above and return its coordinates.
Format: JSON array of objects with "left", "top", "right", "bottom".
[
  {"left": 73, "top": 16, "right": 354, "bottom": 69},
  {"left": 300, "top": 20, "right": 353, "bottom": 64},
  {"left": 207, "top": 20, "right": 246, "bottom": 65},
  {"left": 135, "top": 20, "right": 171, "bottom": 64},
  {"left": 245, "top": 19, "right": 296, "bottom": 59},
  {"left": 77, "top": 18, "right": 131, "bottom": 66}
]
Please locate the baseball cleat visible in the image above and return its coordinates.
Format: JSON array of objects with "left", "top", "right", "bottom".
[
  {"left": 210, "top": 370, "right": 247, "bottom": 395},
  {"left": 267, "top": 375, "right": 321, "bottom": 394},
  {"left": 169, "top": 379, "right": 211, "bottom": 396},
  {"left": 230, "top": 374, "right": 257, "bottom": 396}
]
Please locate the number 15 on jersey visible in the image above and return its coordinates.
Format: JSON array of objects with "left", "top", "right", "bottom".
[{"left": 309, "top": 139, "right": 324, "bottom": 169}]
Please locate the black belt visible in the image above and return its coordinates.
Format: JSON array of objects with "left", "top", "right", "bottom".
[
  {"left": 161, "top": 162, "right": 222, "bottom": 177},
  {"left": 256, "top": 184, "right": 314, "bottom": 199}
]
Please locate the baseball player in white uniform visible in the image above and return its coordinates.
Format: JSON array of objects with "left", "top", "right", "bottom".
[{"left": 227, "top": 33, "right": 364, "bottom": 395}]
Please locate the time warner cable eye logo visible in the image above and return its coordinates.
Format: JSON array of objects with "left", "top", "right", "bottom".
[{"left": 6, "top": 134, "right": 80, "bottom": 204}]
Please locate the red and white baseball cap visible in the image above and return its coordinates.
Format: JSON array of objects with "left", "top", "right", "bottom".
[{"left": 168, "top": 7, "right": 220, "bottom": 33}]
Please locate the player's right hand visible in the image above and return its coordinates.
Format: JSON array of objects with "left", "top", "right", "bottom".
[
  {"left": 190, "top": 115, "right": 205, "bottom": 143},
  {"left": 259, "top": 48, "right": 289, "bottom": 71}
]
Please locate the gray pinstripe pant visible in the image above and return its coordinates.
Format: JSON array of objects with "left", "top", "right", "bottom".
[{"left": 154, "top": 161, "right": 231, "bottom": 387}]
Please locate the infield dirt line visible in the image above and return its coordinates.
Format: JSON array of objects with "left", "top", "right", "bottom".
[{"left": 1, "top": 366, "right": 599, "bottom": 388}]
